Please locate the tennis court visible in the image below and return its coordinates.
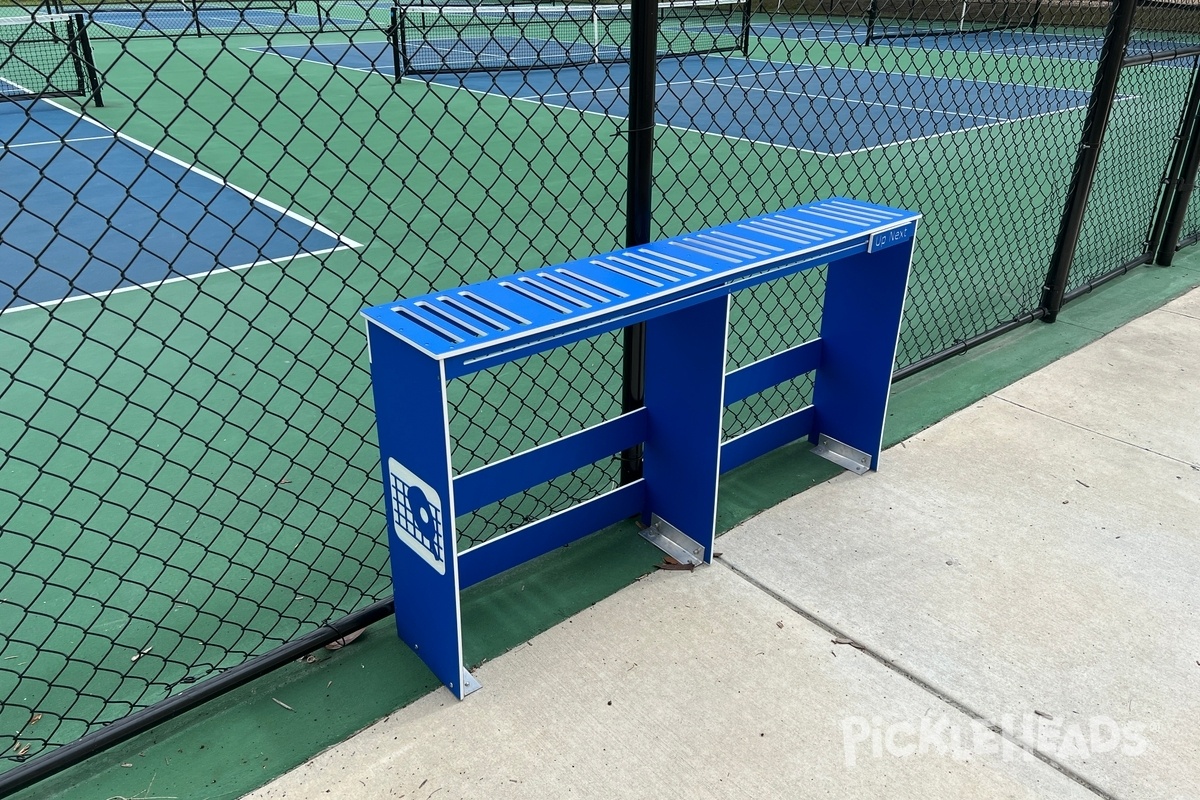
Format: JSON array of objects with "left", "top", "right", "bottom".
[
  {"left": 0, "top": 97, "right": 356, "bottom": 311},
  {"left": 258, "top": 43, "right": 1095, "bottom": 155},
  {"left": 873, "top": 28, "right": 1200, "bottom": 63},
  {"left": 4, "top": 0, "right": 1200, "bottom": 791}
]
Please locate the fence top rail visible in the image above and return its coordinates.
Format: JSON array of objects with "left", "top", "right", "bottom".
[{"left": 362, "top": 198, "right": 919, "bottom": 368}]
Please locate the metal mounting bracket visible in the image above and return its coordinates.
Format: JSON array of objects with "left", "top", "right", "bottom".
[
  {"left": 459, "top": 667, "right": 481, "bottom": 697},
  {"left": 813, "top": 434, "right": 872, "bottom": 475},
  {"left": 640, "top": 514, "right": 706, "bottom": 566}
]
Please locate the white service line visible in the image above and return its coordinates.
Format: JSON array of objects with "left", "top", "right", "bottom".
[
  {"left": 3, "top": 247, "right": 346, "bottom": 315},
  {"left": 2, "top": 97, "right": 363, "bottom": 314},
  {"left": 3, "top": 134, "right": 114, "bottom": 149}
]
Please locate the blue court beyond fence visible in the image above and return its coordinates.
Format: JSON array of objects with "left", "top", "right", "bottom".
[
  {"left": 0, "top": 99, "right": 356, "bottom": 312},
  {"left": 256, "top": 43, "right": 1096, "bottom": 155}
]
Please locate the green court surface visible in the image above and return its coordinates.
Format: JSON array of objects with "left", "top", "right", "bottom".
[{"left": 2, "top": 6, "right": 1198, "bottom": 789}]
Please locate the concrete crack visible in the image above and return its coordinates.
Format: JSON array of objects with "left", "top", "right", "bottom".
[{"left": 715, "top": 555, "right": 1123, "bottom": 800}]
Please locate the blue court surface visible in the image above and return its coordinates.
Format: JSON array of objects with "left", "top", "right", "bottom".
[
  {"left": 867, "top": 28, "right": 1200, "bottom": 64},
  {"left": 257, "top": 42, "right": 1094, "bottom": 156},
  {"left": 747, "top": 19, "right": 870, "bottom": 45},
  {"left": 744, "top": 22, "right": 1200, "bottom": 65},
  {"left": 0, "top": 99, "right": 356, "bottom": 312}
]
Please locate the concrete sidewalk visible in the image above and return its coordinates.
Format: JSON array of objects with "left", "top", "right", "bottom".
[{"left": 245, "top": 290, "right": 1199, "bottom": 800}]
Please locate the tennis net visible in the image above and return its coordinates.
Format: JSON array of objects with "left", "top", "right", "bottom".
[
  {"left": 865, "top": 0, "right": 1042, "bottom": 44},
  {"left": 390, "top": 0, "right": 750, "bottom": 75},
  {"left": 0, "top": 13, "right": 103, "bottom": 104}
]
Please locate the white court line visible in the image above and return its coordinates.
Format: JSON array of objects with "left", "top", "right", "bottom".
[
  {"left": 834, "top": 102, "right": 1099, "bottom": 155},
  {"left": 3, "top": 134, "right": 113, "bottom": 149},
  {"left": 2, "top": 97, "right": 363, "bottom": 315},
  {"left": 361, "top": 44, "right": 1098, "bottom": 155},
  {"left": 506, "top": 90, "right": 834, "bottom": 157},
  {"left": 247, "top": 45, "right": 1096, "bottom": 160},
  {"left": 91, "top": 9, "right": 313, "bottom": 32},
  {"left": 294, "top": 14, "right": 380, "bottom": 27},
  {"left": 528, "top": 65, "right": 821, "bottom": 101},
  {"left": 566, "top": 52, "right": 1093, "bottom": 97},
  {"left": 243, "top": 45, "right": 389, "bottom": 77},
  {"left": 533, "top": 79, "right": 1009, "bottom": 123},
  {"left": 735, "top": 53, "right": 1092, "bottom": 95},
  {"left": 752, "top": 24, "right": 862, "bottom": 44},
  {"left": 700, "top": 72, "right": 1012, "bottom": 121},
  {"left": 88, "top": 20, "right": 143, "bottom": 32},
  {"left": 3, "top": 247, "right": 346, "bottom": 315},
  {"left": 881, "top": 32, "right": 1194, "bottom": 65},
  {"left": 795, "top": 34, "right": 861, "bottom": 44},
  {"left": 512, "top": 70, "right": 1098, "bottom": 158},
  {"left": 207, "top": 13, "right": 319, "bottom": 25},
  {"left": 532, "top": 66, "right": 1046, "bottom": 124},
  {"left": 981, "top": 35, "right": 1105, "bottom": 56},
  {"left": 737, "top": 83, "right": 1011, "bottom": 122},
  {"left": 39, "top": 100, "right": 363, "bottom": 248}
]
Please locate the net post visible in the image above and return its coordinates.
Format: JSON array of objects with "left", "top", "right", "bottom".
[
  {"left": 1040, "top": 0, "right": 1138, "bottom": 322},
  {"left": 70, "top": 12, "right": 103, "bottom": 107},
  {"left": 621, "top": 0, "right": 658, "bottom": 485},
  {"left": 390, "top": 4, "right": 403, "bottom": 81},
  {"left": 740, "top": 0, "right": 751, "bottom": 56},
  {"left": 66, "top": 12, "right": 86, "bottom": 100}
]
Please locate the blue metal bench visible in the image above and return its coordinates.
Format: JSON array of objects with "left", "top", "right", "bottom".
[{"left": 363, "top": 197, "right": 920, "bottom": 698}]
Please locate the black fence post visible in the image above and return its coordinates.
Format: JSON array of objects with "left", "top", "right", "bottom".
[
  {"left": 620, "top": 0, "right": 657, "bottom": 485},
  {"left": 1040, "top": 0, "right": 1138, "bottom": 322},
  {"left": 1146, "top": 58, "right": 1200, "bottom": 264},
  {"left": 1156, "top": 61, "right": 1200, "bottom": 266}
]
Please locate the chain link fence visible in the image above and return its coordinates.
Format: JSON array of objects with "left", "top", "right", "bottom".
[{"left": 3, "top": 0, "right": 1199, "bottom": 787}]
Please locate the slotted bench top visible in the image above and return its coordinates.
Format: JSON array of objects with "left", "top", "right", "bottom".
[{"left": 363, "top": 198, "right": 919, "bottom": 369}]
